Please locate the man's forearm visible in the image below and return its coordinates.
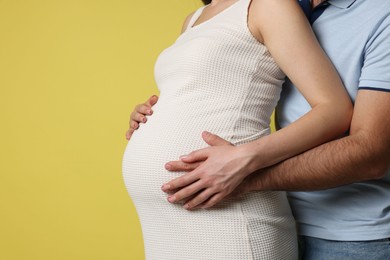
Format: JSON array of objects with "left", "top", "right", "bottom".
[{"left": 245, "top": 133, "right": 388, "bottom": 192}]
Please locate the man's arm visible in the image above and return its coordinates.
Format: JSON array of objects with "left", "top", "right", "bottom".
[
  {"left": 241, "top": 90, "right": 390, "bottom": 193},
  {"left": 164, "top": 90, "right": 390, "bottom": 207}
]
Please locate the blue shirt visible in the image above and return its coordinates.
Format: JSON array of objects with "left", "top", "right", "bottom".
[{"left": 277, "top": 0, "right": 390, "bottom": 241}]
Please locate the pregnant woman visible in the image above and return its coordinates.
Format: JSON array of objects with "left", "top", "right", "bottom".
[{"left": 123, "top": 0, "right": 352, "bottom": 259}]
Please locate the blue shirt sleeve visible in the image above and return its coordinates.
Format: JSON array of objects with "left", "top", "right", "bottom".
[{"left": 359, "top": 15, "right": 390, "bottom": 92}]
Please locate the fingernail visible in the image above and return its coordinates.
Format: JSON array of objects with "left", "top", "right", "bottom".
[
  {"left": 142, "top": 117, "right": 146, "bottom": 123},
  {"left": 180, "top": 155, "right": 188, "bottom": 160},
  {"left": 147, "top": 109, "right": 152, "bottom": 115},
  {"left": 184, "top": 204, "right": 190, "bottom": 209},
  {"left": 165, "top": 164, "right": 172, "bottom": 170},
  {"left": 168, "top": 196, "right": 176, "bottom": 203},
  {"left": 162, "top": 184, "right": 170, "bottom": 191},
  {"left": 203, "top": 131, "right": 210, "bottom": 136}
]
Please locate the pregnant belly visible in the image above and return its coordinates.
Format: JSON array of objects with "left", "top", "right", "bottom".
[{"left": 122, "top": 109, "right": 209, "bottom": 203}]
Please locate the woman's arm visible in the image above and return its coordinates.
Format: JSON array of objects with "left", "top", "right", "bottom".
[{"left": 240, "top": 0, "right": 353, "bottom": 171}]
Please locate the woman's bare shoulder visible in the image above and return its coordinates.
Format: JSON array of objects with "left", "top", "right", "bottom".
[
  {"left": 249, "top": 0, "right": 300, "bottom": 18},
  {"left": 248, "top": 0, "right": 306, "bottom": 41}
]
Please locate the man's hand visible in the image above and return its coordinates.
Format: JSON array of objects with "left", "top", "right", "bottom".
[
  {"left": 162, "top": 131, "right": 253, "bottom": 210},
  {"left": 125, "top": 95, "right": 158, "bottom": 140}
]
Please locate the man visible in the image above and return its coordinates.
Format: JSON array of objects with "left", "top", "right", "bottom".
[{"left": 127, "top": 0, "right": 390, "bottom": 258}]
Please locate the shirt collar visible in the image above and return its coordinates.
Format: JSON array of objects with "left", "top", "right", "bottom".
[{"left": 327, "top": 0, "right": 357, "bottom": 9}]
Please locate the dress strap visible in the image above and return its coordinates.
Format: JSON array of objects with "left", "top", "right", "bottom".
[
  {"left": 185, "top": 6, "right": 207, "bottom": 31},
  {"left": 234, "top": 0, "right": 254, "bottom": 24}
]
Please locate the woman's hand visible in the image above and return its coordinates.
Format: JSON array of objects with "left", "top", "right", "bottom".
[
  {"left": 125, "top": 95, "right": 159, "bottom": 140},
  {"left": 162, "top": 131, "right": 255, "bottom": 210}
]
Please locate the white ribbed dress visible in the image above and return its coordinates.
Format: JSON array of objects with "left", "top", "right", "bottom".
[{"left": 122, "top": 0, "right": 298, "bottom": 259}]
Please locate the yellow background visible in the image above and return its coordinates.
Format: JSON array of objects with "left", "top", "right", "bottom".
[{"left": 0, "top": 1, "right": 203, "bottom": 259}]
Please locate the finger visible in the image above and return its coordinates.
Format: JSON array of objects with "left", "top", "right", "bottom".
[
  {"left": 146, "top": 95, "right": 159, "bottom": 107},
  {"left": 130, "top": 112, "right": 147, "bottom": 125},
  {"left": 167, "top": 180, "right": 206, "bottom": 204},
  {"left": 130, "top": 121, "right": 139, "bottom": 130},
  {"left": 180, "top": 148, "right": 209, "bottom": 163},
  {"left": 165, "top": 187, "right": 180, "bottom": 195},
  {"left": 126, "top": 127, "right": 135, "bottom": 138},
  {"left": 161, "top": 171, "right": 199, "bottom": 193},
  {"left": 192, "top": 194, "right": 219, "bottom": 210},
  {"left": 202, "top": 131, "right": 233, "bottom": 146},
  {"left": 183, "top": 189, "right": 216, "bottom": 210},
  {"left": 125, "top": 129, "right": 134, "bottom": 140},
  {"left": 136, "top": 104, "right": 153, "bottom": 116},
  {"left": 165, "top": 161, "right": 202, "bottom": 172},
  {"left": 201, "top": 193, "right": 225, "bottom": 209}
]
